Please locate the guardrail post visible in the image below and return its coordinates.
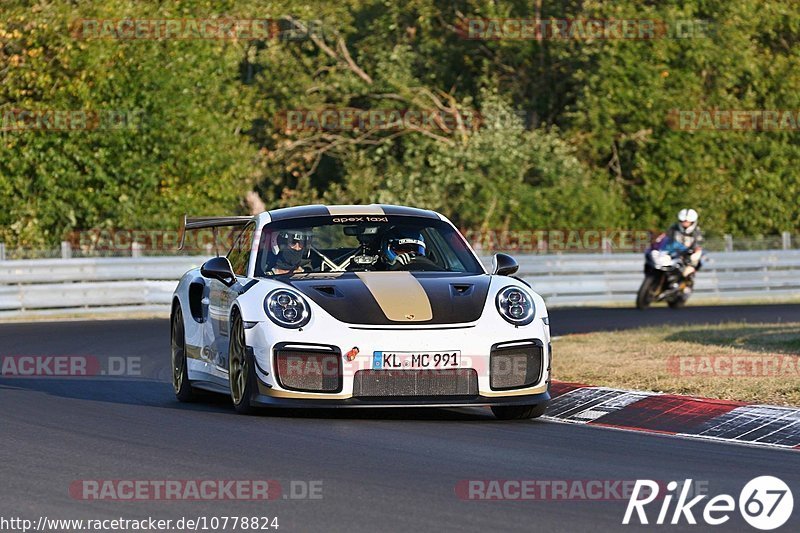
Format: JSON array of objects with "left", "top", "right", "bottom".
[
  {"left": 537, "top": 239, "right": 548, "bottom": 254},
  {"left": 131, "top": 241, "right": 142, "bottom": 258},
  {"left": 782, "top": 231, "right": 791, "bottom": 250},
  {"left": 60, "top": 241, "right": 72, "bottom": 259},
  {"left": 724, "top": 234, "right": 733, "bottom": 252},
  {"left": 0, "top": 242, "right": 5, "bottom": 261}
]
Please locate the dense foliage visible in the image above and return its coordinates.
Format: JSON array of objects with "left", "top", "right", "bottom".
[{"left": 1, "top": 0, "right": 798, "bottom": 247}]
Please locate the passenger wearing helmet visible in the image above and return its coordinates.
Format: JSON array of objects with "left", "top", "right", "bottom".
[
  {"left": 269, "top": 229, "right": 312, "bottom": 275},
  {"left": 381, "top": 228, "right": 436, "bottom": 270},
  {"left": 665, "top": 208, "right": 704, "bottom": 280}
]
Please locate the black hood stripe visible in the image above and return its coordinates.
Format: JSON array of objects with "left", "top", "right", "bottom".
[{"left": 287, "top": 273, "right": 491, "bottom": 325}]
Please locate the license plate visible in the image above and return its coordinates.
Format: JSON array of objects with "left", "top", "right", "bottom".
[{"left": 372, "top": 351, "right": 461, "bottom": 370}]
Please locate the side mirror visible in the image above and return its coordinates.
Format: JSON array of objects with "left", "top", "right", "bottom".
[
  {"left": 201, "top": 257, "right": 236, "bottom": 287},
  {"left": 491, "top": 253, "right": 519, "bottom": 276}
]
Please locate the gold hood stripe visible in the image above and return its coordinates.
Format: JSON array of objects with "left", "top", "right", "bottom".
[
  {"left": 326, "top": 205, "right": 385, "bottom": 216},
  {"left": 356, "top": 272, "right": 433, "bottom": 322}
]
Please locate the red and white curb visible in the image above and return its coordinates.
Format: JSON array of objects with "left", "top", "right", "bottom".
[{"left": 545, "top": 382, "right": 800, "bottom": 450}]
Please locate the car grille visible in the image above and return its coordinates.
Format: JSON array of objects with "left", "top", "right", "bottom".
[
  {"left": 490, "top": 341, "right": 543, "bottom": 390},
  {"left": 353, "top": 369, "right": 478, "bottom": 398},
  {"left": 274, "top": 346, "right": 341, "bottom": 393}
]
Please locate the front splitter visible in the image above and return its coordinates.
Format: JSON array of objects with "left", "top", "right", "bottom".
[{"left": 249, "top": 391, "right": 550, "bottom": 409}]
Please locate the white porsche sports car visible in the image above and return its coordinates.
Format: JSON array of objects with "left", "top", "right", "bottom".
[{"left": 170, "top": 204, "right": 551, "bottom": 419}]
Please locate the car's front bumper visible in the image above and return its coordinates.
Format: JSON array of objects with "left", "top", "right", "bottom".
[
  {"left": 245, "top": 316, "right": 552, "bottom": 405},
  {"left": 249, "top": 389, "right": 551, "bottom": 409}
]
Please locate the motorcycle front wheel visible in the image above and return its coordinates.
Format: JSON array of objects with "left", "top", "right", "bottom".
[
  {"left": 668, "top": 294, "right": 688, "bottom": 309},
  {"left": 636, "top": 275, "right": 660, "bottom": 309}
]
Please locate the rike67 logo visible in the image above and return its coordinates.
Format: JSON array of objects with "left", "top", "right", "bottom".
[{"left": 624, "top": 476, "right": 793, "bottom": 530}]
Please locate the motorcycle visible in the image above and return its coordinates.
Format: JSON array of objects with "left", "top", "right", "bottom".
[{"left": 636, "top": 234, "right": 702, "bottom": 309}]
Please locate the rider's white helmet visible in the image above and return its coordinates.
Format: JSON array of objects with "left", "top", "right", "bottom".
[{"left": 677, "top": 208, "right": 698, "bottom": 234}]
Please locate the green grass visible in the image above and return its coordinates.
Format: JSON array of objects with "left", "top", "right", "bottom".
[{"left": 553, "top": 322, "right": 800, "bottom": 406}]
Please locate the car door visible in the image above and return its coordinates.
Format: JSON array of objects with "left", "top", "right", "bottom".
[{"left": 208, "top": 222, "right": 255, "bottom": 375}]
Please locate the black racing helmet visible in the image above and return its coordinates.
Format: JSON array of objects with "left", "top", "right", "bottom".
[
  {"left": 276, "top": 229, "right": 313, "bottom": 251},
  {"left": 382, "top": 227, "right": 426, "bottom": 263}
]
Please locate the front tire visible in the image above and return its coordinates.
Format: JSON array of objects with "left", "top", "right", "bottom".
[
  {"left": 668, "top": 295, "right": 688, "bottom": 309},
  {"left": 229, "top": 310, "right": 257, "bottom": 415},
  {"left": 636, "top": 275, "right": 660, "bottom": 309},
  {"left": 491, "top": 404, "right": 547, "bottom": 420},
  {"left": 171, "top": 307, "right": 195, "bottom": 402}
]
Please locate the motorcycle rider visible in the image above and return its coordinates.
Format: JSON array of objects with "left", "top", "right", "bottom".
[{"left": 663, "top": 208, "right": 703, "bottom": 284}]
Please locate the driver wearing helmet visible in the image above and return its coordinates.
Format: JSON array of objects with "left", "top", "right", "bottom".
[
  {"left": 269, "top": 229, "right": 312, "bottom": 275},
  {"left": 381, "top": 228, "right": 432, "bottom": 270},
  {"left": 665, "top": 208, "right": 704, "bottom": 280}
]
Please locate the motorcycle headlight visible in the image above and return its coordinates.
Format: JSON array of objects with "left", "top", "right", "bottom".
[
  {"left": 264, "top": 289, "right": 311, "bottom": 328},
  {"left": 496, "top": 286, "right": 535, "bottom": 326}
]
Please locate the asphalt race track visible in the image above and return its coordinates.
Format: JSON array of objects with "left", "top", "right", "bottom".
[
  {"left": 549, "top": 303, "right": 800, "bottom": 336},
  {"left": 1, "top": 304, "right": 799, "bottom": 532}
]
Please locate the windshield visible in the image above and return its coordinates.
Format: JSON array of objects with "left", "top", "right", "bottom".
[{"left": 254, "top": 215, "right": 483, "bottom": 276}]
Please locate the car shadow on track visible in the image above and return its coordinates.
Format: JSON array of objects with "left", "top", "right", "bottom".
[
  {"left": 0, "top": 377, "right": 543, "bottom": 422},
  {"left": 255, "top": 405, "right": 500, "bottom": 421},
  {"left": 0, "top": 377, "right": 233, "bottom": 411}
]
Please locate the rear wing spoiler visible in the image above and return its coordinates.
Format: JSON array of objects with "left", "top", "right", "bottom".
[{"left": 178, "top": 215, "right": 253, "bottom": 251}]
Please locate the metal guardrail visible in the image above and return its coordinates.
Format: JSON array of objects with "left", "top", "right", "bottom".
[
  {"left": 1, "top": 232, "right": 798, "bottom": 261},
  {"left": 510, "top": 250, "right": 800, "bottom": 306},
  {"left": 0, "top": 257, "right": 205, "bottom": 317},
  {"left": 0, "top": 251, "right": 798, "bottom": 318}
]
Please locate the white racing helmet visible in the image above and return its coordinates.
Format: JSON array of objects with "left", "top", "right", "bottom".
[{"left": 677, "top": 208, "right": 699, "bottom": 234}]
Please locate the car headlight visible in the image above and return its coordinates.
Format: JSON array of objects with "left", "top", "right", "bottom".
[
  {"left": 496, "top": 286, "right": 535, "bottom": 326},
  {"left": 264, "top": 289, "right": 311, "bottom": 328}
]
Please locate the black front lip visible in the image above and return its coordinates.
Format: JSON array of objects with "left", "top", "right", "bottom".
[{"left": 249, "top": 391, "right": 550, "bottom": 409}]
